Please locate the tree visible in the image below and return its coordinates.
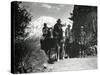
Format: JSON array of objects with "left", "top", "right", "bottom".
[
  {"left": 70, "top": 5, "right": 97, "bottom": 45},
  {"left": 12, "top": 1, "right": 32, "bottom": 40},
  {"left": 11, "top": 1, "right": 32, "bottom": 73}
]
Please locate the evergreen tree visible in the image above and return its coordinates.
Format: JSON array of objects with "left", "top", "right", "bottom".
[{"left": 12, "top": 1, "right": 32, "bottom": 40}]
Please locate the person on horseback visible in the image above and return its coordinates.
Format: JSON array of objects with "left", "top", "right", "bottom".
[
  {"left": 65, "top": 24, "right": 71, "bottom": 46},
  {"left": 65, "top": 24, "right": 71, "bottom": 57},
  {"left": 42, "top": 23, "right": 49, "bottom": 38},
  {"left": 65, "top": 24, "right": 71, "bottom": 40},
  {"left": 53, "top": 19, "right": 63, "bottom": 60},
  {"left": 54, "top": 19, "right": 63, "bottom": 41},
  {"left": 40, "top": 23, "right": 49, "bottom": 54}
]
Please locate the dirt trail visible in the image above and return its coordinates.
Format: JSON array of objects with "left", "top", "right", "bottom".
[{"left": 46, "top": 57, "right": 97, "bottom": 72}]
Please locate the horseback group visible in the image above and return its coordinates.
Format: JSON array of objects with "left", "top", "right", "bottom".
[
  {"left": 40, "top": 19, "right": 71, "bottom": 62},
  {"left": 40, "top": 18, "right": 97, "bottom": 63}
]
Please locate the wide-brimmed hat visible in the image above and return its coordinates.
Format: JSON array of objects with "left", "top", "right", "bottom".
[
  {"left": 57, "top": 19, "right": 61, "bottom": 22},
  {"left": 44, "top": 23, "right": 47, "bottom": 26}
]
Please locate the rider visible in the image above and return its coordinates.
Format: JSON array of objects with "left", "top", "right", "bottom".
[
  {"left": 40, "top": 23, "right": 49, "bottom": 51},
  {"left": 65, "top": 24, "right": 71, "bottom": 57},
  {"left": 53, "top": 19, "right": 63, "bottom": 59},
  {"left": 65, "top": 24, "right": 71, "bottom": 43},
  {"left": 53, "top": 19, "right": 63, "bottom": 42},
  {"left": 42, "top": 23, "right": 49, "bottom": 38}
]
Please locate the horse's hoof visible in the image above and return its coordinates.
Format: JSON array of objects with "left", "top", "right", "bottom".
[
  {"left": 57, "top": 59, "right": 59, "bottom": 62},
  {"left": 62, "top": 57, "right": 64, "bottom": 60}
]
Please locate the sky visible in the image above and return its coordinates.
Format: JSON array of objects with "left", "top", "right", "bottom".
[
  {"left": 21, "top": 2, "right": 74, "bottom": 24},
  {"left": 20, "top": 2, "right": 74, "bottom": 37}
]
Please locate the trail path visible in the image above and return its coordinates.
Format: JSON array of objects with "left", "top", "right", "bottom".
[{"left": 46, "top": 57, "right": 97, "bottom": 72}]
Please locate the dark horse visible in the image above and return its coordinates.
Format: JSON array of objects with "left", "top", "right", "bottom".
[{"left": 40, "top": 27, "right": 64, "bottom": 62}]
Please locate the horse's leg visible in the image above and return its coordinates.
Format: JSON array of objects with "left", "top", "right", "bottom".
[
  {"left": 64, "top": 40, "right": 67, "bottom": 56},
  {"left": 48, "top": 49, "right": 51, "bottom": 61},
  {"left": 79, "top": 45, "right": 82, "bottom": 58},
  {"left": 65, "top": 44, "right": 68, "bottom": 58},
  {"left": 62, "top": 43, "right": 65, "bottom": 59},
  {"left": 60, "top": 43, "right": 64, "bottom": 59},
  {"left": 59, "top": 41, "right": 61, "bottom": 60},
  {"left": 65, "top": 40, "right": 69, "bottom": 58},
  {"left": 66, "top": 43, "right": 70, "bottom": 58},
  {"left": 57, "top": 44, "right": 60, "bottom": 61}
]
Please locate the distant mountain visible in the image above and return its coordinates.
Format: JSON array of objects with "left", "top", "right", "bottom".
[
  {"left": 26, "top": 16, "right": 57, "bottom": 38},
  {"left": 25, "top": 16, "right": 72, "bottom": 40}
]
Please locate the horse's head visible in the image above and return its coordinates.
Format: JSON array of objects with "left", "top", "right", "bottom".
[
  {"left": 48, "top": 27, "right": 54, "bottom": 38},
  {"left": 61, "top": 27, "right": 66, "bottom": 43}
]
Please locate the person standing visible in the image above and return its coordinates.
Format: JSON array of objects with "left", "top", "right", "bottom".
[{"left": 79, "top": 26, "right": 86, "bottom": 57}]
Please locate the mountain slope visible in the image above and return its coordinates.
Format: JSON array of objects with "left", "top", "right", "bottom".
[{"left": 27, "top": 16, "right": 57, "bottom": 38}]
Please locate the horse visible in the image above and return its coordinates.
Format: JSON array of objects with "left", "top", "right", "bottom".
[
  {"left": 40, "top": 27, "right": 65, "bottom": 62},
  {"left": 45, "top": 28, "right": 57, "bottom": 61}
]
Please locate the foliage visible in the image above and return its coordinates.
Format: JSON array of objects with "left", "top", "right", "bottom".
[
  {"left": 12, "top": 2, "right": 48, "bottom": 73},
  {"left": 70, "top": 5, "right": 97, "bottom": 46},
  {"left": 12, "top": 1, "right": 32, "bottom": 40}
]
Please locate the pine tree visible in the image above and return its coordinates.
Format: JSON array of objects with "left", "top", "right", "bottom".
[{"left": 12, "top": 1, "right": 32, "bottom": 40}]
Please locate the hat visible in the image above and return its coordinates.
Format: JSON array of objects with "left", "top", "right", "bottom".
[
  {"left": 57, "top": 19, "right": 61, "bottom": 22},
  {"left": 44, "top": 23, "right": 47, "bottom": 26}
]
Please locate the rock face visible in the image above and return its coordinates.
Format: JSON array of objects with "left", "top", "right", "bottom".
[{"left": 70, "top": 5, "right": 97, "bottom": 46}]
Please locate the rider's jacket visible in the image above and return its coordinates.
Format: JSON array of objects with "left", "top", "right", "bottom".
[
  {"left": 53, "top": 23, "right": 63, "bottom": 40},
  {"left": 42, "top": 27, "right": 49, "bottom": 38}
]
